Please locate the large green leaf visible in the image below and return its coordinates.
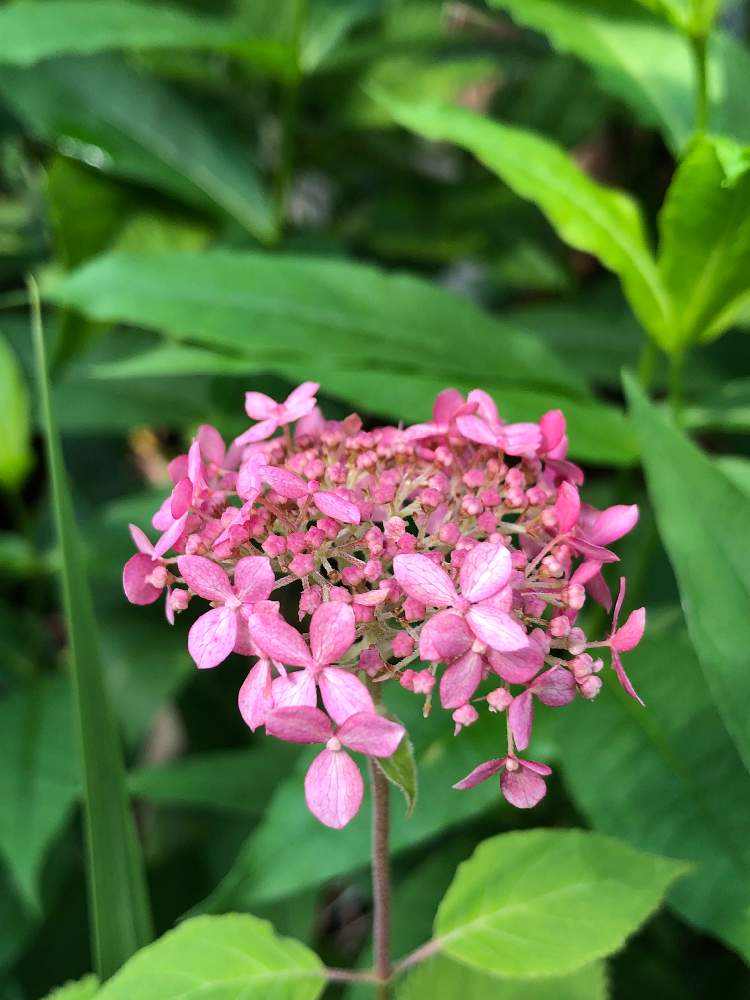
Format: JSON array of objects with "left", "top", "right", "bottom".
[
  {"left": 434, "top": 828, "right": 687, "bottom": 977},
  {"left": 47, "top": 249, "right": 583, "bottom": 392},
  {"left": 397, "top": 955, "right": 607, "bottom": 1000},
  {"left": 657, "top": 135, "right": 750, "bottom": 348},
  {"left": 0, "top": 1, "right": 243, "bottom": 65},
  {"left": 0, "top": 675, "right": 79, "bottom": 911},
  {"left": 95, "top": 914, "right": 324, "bottom": 1000},
  {"left": 0, "top": 332, "right": 33, "bottom": 490},
  {"left": 31, "top": 286, "right": 152, "bottom": 977},
  {"left": 0, "top": 57, "right": 275, "bottom": 243},
  {"left": 41, "top": 976, "right": 100, "bottom": 1000},
  {"left": 554, "top": 616, "right": 750, "bottom": 960},
  {"left": 376, "top": 93, "right": 672, "bottom": 346},
  {"left": 624, "top": 372, "right": 750, "bottom": 775}
]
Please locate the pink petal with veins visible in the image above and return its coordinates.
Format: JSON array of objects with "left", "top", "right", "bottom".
[
  {"left": 265, "top": 705, "right": 332, "bottom": 743},
  {"left": 188, "top": 606, "right": 237, "bottom": 669},
  {"left": 433, "top": 387, "right": 466, "bottom": 424},
  {"left": 569, "top": 537, "right": 619, "bottom": 563},
  {"left": 314, "top": 491, "right": 360, "bottom": 524},
  {"left": 589, "top": 504, "right": 639, "bottom": 546},
  {"left": 129, "top": 523, "right": 154, "bottom": 555},
  {"left": 272, "top": 669, "right": 318, "bottom": 709},
  {"left": 263, "top": 466, "right": 308, "bottom": 500},
  {"left": 459, "top": 542, "right": 511, "bottom": 603},
  {"left": 153, "top": 512, "right": 188, "bottom": 558},
  {"left": 439, "top": 650, "right": 483, "bottom": 709},
  {"left": 487, "top": 643, "right": 544, "bottom": 684},
  {"left": 338, "top": 712, "right": 405, "bottom": 757},
  {"left": 310, "top": 602, "right": 355, "bottom": 664},
  {"left": 393, "top": 553, "right": 457, "bottom": 607},
  {"left": 197, "top": 424, "right": 225, "bottom": 465},
  {"left": 508, "top": 690, "right": 533, "bottom": 750},
  {"left": 554, "top": 481, "right": 580, "bottom": 534},
  {"left": 305, "top": 749, "right": 363, "bottom": 829},
  {"left": 466, "top": 605, "right": 528, "bottom": 652},
  {"left": 467, "top": 389, "right": 500, "bottom": 426},
  {"left": 319, "top": 667, "right": 374, "bottom": 724},
  {"left": 501, "top": 762, "right": 549, "bottom": 808},
  {"left": 244, "top": 391, "right": 277, "bottom": 420},
  {"left": 234, "top": 417, "right": 278, "bottom": 447},
  {"left": 248, "top": 611, "right": 313, "bottom": 667},
  {"left": 531, "top": 667, "right": 576, "bottom": 706},
  {"left": 123, "top": 553, "right": 162, "bottom": 605},
  {"left": 177, "top": 555, "right": 233, "bottom": 602},
  {"left": 456, "top": 414, "right": 499, "bottom": 447},
  {"left": 612, "top": 608, "right": 646, "bottom": 652},
  {"left": 284, "top": 382, "right": 319, "bottom": 420},
  {"left": 453, "top": 757, "right": 506, "bottom": 790},
  {"left": 170, "top": 477, "right": 192, "bottom": 519},
  {"left": 501, "top": 422, "right": 542, "bottom": 456},
  {"left": 237, "top": 453, "right": 266, "bottom": 501},
  {"left": 419, "top": 611, "right": 472, "bottom": 662},
  {"left": 237, "top": 659, "right": 273, "bottom": 731},
  {"left": 234, "top": 556, "right": 274, "bottom": 602}
]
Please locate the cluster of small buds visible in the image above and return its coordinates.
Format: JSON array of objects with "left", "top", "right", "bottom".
[{"left": 123, "top": 383, "right": 646, "bottom": 827}]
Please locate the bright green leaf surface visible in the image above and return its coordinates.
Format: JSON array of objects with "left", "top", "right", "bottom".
[
  {"left": 0, "top": 333, "right": 32, "bottom": 490},
  {"left": 95, "top": 914, "right": 324, "bottom": 1000},
  {"left": 376, "top": 93, "right": 671, "bottom": 345},
  {"left": 0, "top": 676, "right": 79, "bottom": 911},
  {"left": 435, "top": 828, "right": 687, "bottom": 977},
  {"left": 41, "top": 975, "right": 100, "bottom": 1000},
  {"left": 397, "top": 955, "right": 608, "bottom": 1000},
  {"left": 31, "top": 288, "right": 152, "bottom": 977},
  {"left": 554, "top": 618, "right": 750, "bottom": 960},
  {"left": 625, "top": 373, "right": 750, "bottom": 776}
]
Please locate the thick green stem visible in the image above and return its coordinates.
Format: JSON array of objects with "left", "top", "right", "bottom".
[{"left": 636, "top": 339, "right": 659, "bottom": 392}]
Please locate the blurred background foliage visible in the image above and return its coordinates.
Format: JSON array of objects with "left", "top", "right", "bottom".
[{"left": 1, "top": 0, "right": 750, "bottom": 997}]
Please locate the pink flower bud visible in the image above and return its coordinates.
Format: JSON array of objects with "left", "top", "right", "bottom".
[
  {"left": 452, "top": 704, "right": 479, "bottom": 734},
  {"left": 579, "top": 675, "right": 602, "bottom": 699},
  {"left": 438, "top": 523, "right": 460, "bottom": 545},
  {"left": 359, "top": 647, "right": 386, "bottom": 677},
  {"left": 403, "top": 596, "right": 426, "bottom": 621},
  {"left": 392, "top": 632, "right": 415, "bottom": 658},
  {"left": 290, "top": 553, "right": 314, "bottom": 577},
  {"left": 487, "top": 687, "right": 513, "bottom": 712}
]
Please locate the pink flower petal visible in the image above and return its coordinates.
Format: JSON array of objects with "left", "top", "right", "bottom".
[
  {"left": 455, "top": 414, "right": 499, "bottom": 447},
  {"left": 466, "top": 605, "right": 528, "bottom": 652},
  {"left": 237, "top": 452, "right": 266, "bottom": 501},
  {"left": 531, "top": 667, "right": 576, "bottom": 707},
  {"left": 129, "top": 523, "right": 154, "bottom": 555},
  {"left": 433, "top": 387, "right": 466, "bottom": 424},
  {"left": 508, "top": 690, "right": 533, "bottom": 751},
  {"left": 459, "top": 541, "right": 512, "bottom": 603},
  {"left": 589, "top": 504, "right": 639, "bottom": 546},
  {"left": 272, "top": 669, "right": 318, "bottom": 709},
  {"left": 439, "top": 651, "right": 483, "bottom": 709},
  {"left": 419, "top": 611, "right": 472, "bottom": 662},
  {"left": 170, "top": 476, "right": 193, "bottom": 519},
  {"left": 501, "top": 761, "right": 548, "bottom": 808},
  {"left": 284, "top": 381, "right": 320, "bottom": 418},
  {"left": 234, "top": 556, "right": 274, "bottom": 603},
  {"left": 612, "top": 649, "right": 645, "bottom": 706},
  {"left": 263, "top": 466, "right": 309, "bottom": 500},
  {"left": 612, "top": 608, "right": 646, "bottom": 652},
  {"left": 467, "top": 389, "right": 500, "bottom": 426},
  {"left": 310, "top": 602, "right": 356, "bottom": 665},
  {"left": 314, "top": 491, "right": 360, "bottom": 524},
  {"left": 304, "top": 748, "right": 363, "bottom": 828},
  {"left": 197, "top": 424, "right": 225, "bottom": 466},
  {"left": 554, "top": 481, "right": 581, "bottom": 534},
  {"left": 338, "top": 711, "right": 405, "bottom": 757},
  {"left": 393, "top": 554, "right": 457, "bottom": 607},
  {"left": 123, "top": 553, "right": 162, "bottom": 605},
  {"left": 487, "top": 643, "right": 544, "bottom": 684},
  {"left": 153, "top": 511, "right": 188, "bottom": 558},
  {"left": 453, "top": 757, "right": 506, "bottom": 790},
  {"left": 540, "top": 409, "right": 565, "bottom": 453},
  {"left": 265, "top": 705, "right": 332, "bottom": 743},
  {"left": 568, "top": 537, "right": 619, "bottom": 563},
  {"left": 177, "top": 555, "right": 233, "bottom": 602},
  {"left": 405, "top": 421, "right": 442, "bottom": 441},
  {"left": 237, "top": 659, "right": 273, "bottom": 731},
  {"left": 188, "top": 606, "right": 237, "bottom": 669},
  {"left": 235, "top": 417, "right": 278, "bottom": 446},
  {"left": 248, "top": 611, "right": 313, "bottom": 667},
  {"left": 244, "top": 391, "right": 277, "bottom": 420},
  {"left": 319, "top": 667, "right": 374, "bottom": 725},
  {"left": 501, "top": 422, "right": 542, "bottom": 456}
]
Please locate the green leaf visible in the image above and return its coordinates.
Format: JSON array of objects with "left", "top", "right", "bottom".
[
  {"left": 684, "top": 378, "right": 750, "bottom": 432},
  {"left": 716, "top": 455, "right": 750, "bottom": 496},
  {"left": 30, "top": 283, "right": 152, "bottom": 977},
  {"left": 656, "top": 135, "right": 750, "bottom": 349},
  {"left": 374, "top": 728, "right": 418, "bottom": 817},
  {"left": 434, "top": 829, "right": 687, "bottom": 977},
  {"left": 625, "top": 373, "right": 750, "bottom": 776},
  {"left": 95, "top": 913, "right": 324, "bottom": 1000},
  {"left": 397, "top": 955, "right": 608, "bottom": 1000},
  {"left": 490, "top": 0, "right": 695, "bottom": 152},
  {"left": 554, "top": 617, "right": 750, "bottom": 960},
  {"left": 0, "top": 675, "right": 79, "bottom": 911},
  {"left": 41, "top": 976, "right": 100, "bottom": 1000},
  {"left": 47, "top": 249, "right": 584, "bottom": 393},
  {"left": 375, "top": 93, "right": 672, "bottom": 347},
  {"left": 0, "top": 1, "right": 247, "bottom": 66},
  {"left": 0, "top": 57, "right": 275, "bottom": 243},
  {"left": 0, "top": 332, "right": 32, "bottom": 490}
]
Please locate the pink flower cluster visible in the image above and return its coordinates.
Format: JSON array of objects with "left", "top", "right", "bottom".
[{"left": 123, "top": 384, "right": 645, "bottom": 827}]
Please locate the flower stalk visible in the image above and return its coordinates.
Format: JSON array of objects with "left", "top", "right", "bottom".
[{"left": 370, "top": 759, "right": 393, "bottom": 998}]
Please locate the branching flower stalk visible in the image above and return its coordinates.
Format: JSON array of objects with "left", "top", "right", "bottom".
[{"left": 123, "top": 382, "right": 646, "bottom": 982}]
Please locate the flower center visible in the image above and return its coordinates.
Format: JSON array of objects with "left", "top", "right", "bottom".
[{"left": 326, "top": 736, "right": 341, "bottom": 752}]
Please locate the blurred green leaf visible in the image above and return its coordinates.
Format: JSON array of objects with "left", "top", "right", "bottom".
[
  {"left": 435, "top": 829, "right": 688, "bottom": 977},
  {"left": 301, "top": 0, "right": 383, "bottom": 72},
  {"left": 397, "top": 955, "right": 608, "bottom": 1000},
  {"left": 0, "top": 332, "right": 32, "bottom": 490},
  {"left": 657, "top": 135, "right": 750, "bottom": 349},
  {"left": 376, "top": 94, "right": 672, "bottom": 348},
  {"left": 554, "top": 617, "right": 750, "bottom": 961},
  {"left": 95, "top": 913, "right": 324, "bottom": 1000},
  {"left": 0, "top": 1, "right": 249, "bottom": 66},
  {"left": 0, "top": 533, "right": 40, "bottom": 577},
  {"left": 375, "top": 729, "right": 417, "bottom": 818},
  {"left": 0, "top": 676, "right": 79, "bottom": 911},
  {"left": 716, "top": 455, "right": 750, "bottom": 495},
  {"left": 0, "top": 56, "right": 275, "bottom": 242},
  {"left": 625, "top": 372, "right": 750, "bottom": 777},
  {"left": 40, "top": 975, "right": 100, "bottom": 1000},
  {"left": 31, "top": 285, "right": 152, "bottom": 977},
  {"left": 684, "top": 378, "right": 750, "bottom": 432}
]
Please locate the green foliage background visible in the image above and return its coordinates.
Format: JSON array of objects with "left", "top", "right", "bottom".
[{"left": 0, "top": 0, "right": 749, "bottom": 997}]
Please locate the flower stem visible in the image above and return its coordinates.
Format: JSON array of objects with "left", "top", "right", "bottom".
[
  {"left": 369, "top": 759, "right": 392, "bottom": 998},
  {"left": 690, "top": 31, "right": 709, "bottom": 133}
]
